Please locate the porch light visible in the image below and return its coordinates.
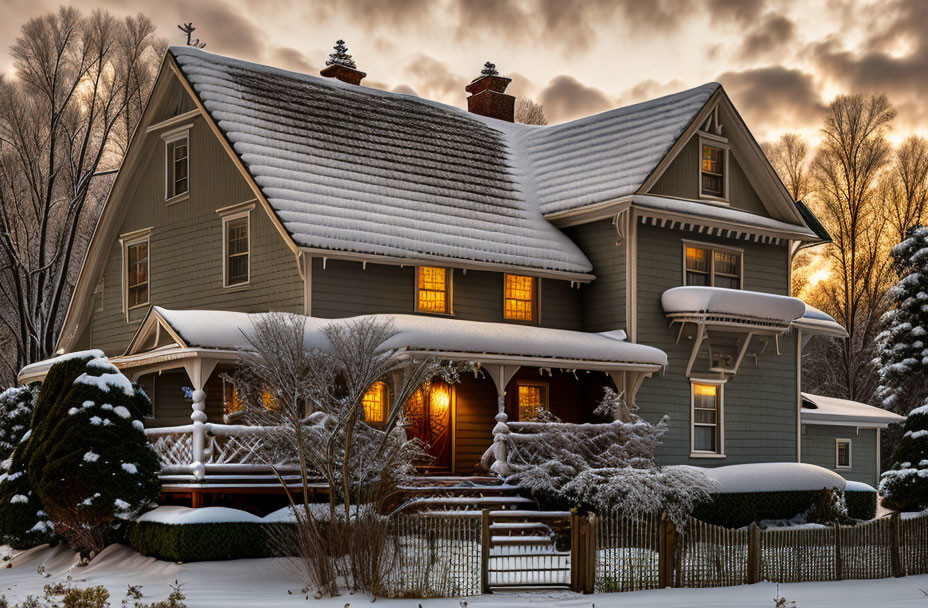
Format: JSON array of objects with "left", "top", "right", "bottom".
[{"left": 429, "top": 384, "right": 451, "bottom": 417}]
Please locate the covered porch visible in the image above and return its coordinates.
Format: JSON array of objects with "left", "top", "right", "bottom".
[{"left": 21, "top": 307, "right": 667, "bottom": 500}]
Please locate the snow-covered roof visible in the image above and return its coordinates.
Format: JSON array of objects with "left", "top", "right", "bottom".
[
  {"left": 801, "top": 393, "right": 904, "bottom": 427},
  {"left": 792, "top": 304, "right": 848, "bottom": 338},
  {"left": 632, "top": 194, "right": 819, "bottom": 240},
  {"left": 149, "top": 307, "right": 668, "bottom": 369},
  {"left": 661, "top": 286, "right": 807, "bottom": 327},
  {"left": 170, "top": 47, "right": 593, "bottom": 276},
  {"left": 515, "top": 86, "right": 719, "bottom": 216}
]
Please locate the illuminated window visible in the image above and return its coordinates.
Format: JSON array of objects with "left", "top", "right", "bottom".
[
  {"left": 517, "top": 382, "right": 548, "bottom": 421},
  {"left": 836, "top": 439, "right": 852, "bottom": 469},
  {"left": 222, "top": 380, "right": 277, "bottom": 414},
  {"left": 362, "top": 381, "right": 388, "bottom": 424},
  {"left": 701, "top": 144, "right": 725, "bottom": 198},
  {"left": 224, "top": 214, "right": 250, "bottom": 286},
  {"left": 165, "top": 133, "right": 189, "bottom": 200},
  {"left": 685, "top": 245, "right": 741, "bottom": 289},
  {"left": 504, "top": 274, "right": 537, "bottom": 322},
  {"left": 692, "top": 383, "right": 722, "bottom": 454},
  {"left": 416, "top": 267, "right": 451, "bottom": 314},
  {"left": 126, "top": 239, "right": 149, "bottom": 309}
]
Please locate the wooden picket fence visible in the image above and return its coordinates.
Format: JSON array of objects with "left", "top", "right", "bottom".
[{"left": 590, "top": 511, "right": 928, "bottom": 594}]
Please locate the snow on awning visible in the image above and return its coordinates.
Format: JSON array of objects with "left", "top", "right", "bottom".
[
  {"left": 792, "top": 304, "right": 848, "bottom": 339},
  {"left": 144, "top": 307, "right": 668, "bottom": 371},
  {"left": 801, "top": 392, "right": 904, "bottom": 428},
  {"left": 661, "top": 286, "right": 806, "bottom": 329}
]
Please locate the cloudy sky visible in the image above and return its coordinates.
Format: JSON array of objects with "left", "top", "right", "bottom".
[{"left": 2, "top": 0, "right": 926, "bottom": 145}]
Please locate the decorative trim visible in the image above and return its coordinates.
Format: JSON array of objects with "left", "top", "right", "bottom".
[
  {"left": 146, "top": 109, "right": 201, "bottom": 133},
  {"left": 215, "top": 199, "right": 257, "bottom": 216}
]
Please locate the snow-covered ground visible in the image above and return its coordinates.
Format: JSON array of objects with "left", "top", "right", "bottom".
[{"left": 2, "top": 544, "right": 928, "bottom": 607}]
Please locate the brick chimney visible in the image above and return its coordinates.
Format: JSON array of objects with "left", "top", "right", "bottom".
[
  {"left": 320, "top": 39, "right": 366, "bottom": 85},
  {"left": 465, "top": 62, "right": 514, "bottom": 122}
]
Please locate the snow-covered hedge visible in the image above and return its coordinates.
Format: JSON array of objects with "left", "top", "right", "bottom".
[
  {"left": 0, "top": 383, "right": 39, "bottom": 461},
  {"left": 844, "top": 482, "right": 877, "bottom": 520},
  {"left": 128, "top": 518, "right": 294, "bottom": 562}
]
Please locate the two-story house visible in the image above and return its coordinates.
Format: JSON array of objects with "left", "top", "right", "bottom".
[{"left": 19, "top": 47, "right": 902, "bottom": 505}]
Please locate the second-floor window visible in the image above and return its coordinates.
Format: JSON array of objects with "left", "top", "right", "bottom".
[
  {"left": 684, "top": 244, "right": 741, "bottom": 289},
  {"left": 165, "top": 133, "right": 189, "bottom": 200},
  {"left": 504, "top": 274, "right": 537, "bottom": 322},
  {"left": 224, "top": 214, "right": 250, "bottom": 286},
  {"left": 126, "top": 239, "right": 149, "bottom": 309},
  {"left": 416, "top": 266, "right": 451, "bottom": 314},
  {"left": 692, "top": 382, "right": 723, "bottom": 455}
]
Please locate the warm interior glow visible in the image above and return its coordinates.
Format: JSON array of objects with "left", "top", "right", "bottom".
[
  {"left": 417, "top": 266, "right": 450, "bottom": 313},
  {"left": 429, "top": 383, "right": 451, "bottom": 416},
  {"left": 504, "top": 274, "right": 536, "bottom": 321},
  {"left": 362, "top": 381, "right": 388, "bottom": 424},
  {"left": 693, "top": 384, "right": 718, "bottom": 397},
  {"left": 518, "top": 383, "right": 547, "bottom": 421}
]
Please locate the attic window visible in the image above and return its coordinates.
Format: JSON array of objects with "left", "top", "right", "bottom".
[
  {"left": 416, "top": 267, "right": 452, "bottom": 315},
  {"left": 504, "top": 274, "right": 537, "bottom": 322},
  {"left": 164, "top": 131, "right": 189, "bottom": 201},
  {"left": 698, "top": 128, "right": 729, "bottom": 201}
]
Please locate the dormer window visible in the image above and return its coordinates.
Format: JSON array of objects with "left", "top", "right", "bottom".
[
  {"left": 416, "top": 267, "right": 452, "bottom": 315},
  {"left": 701, "top": 144, "right": 725, "bottom": 197},
  {"left": 164, "top": 129, "right": 189, "bottom": 202}
]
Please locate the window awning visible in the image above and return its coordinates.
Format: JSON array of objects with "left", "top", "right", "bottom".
[
  {"left": 661, "top": 286, "right": 807, "bottom": 377},
  {"left": 801, "top": 392, "right": 904, "bottom": 428},
  {"left": 792, "top": 304, "right": 848, "bottom": 340}
]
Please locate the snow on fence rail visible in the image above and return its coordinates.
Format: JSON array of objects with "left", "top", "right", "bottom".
[
  {"left": 382, "top": 514, "right": 482, "bottom": 598},
  {"left": 591, "top": 511, "right": 928, "bottom": 593}
]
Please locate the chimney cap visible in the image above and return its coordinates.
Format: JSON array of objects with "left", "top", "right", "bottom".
[{"left": 321, "top": 39, "right": 366, "bottom": 85}]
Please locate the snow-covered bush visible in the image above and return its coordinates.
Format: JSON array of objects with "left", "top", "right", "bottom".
[
  {"left": 0, "top": 383, "right": 39, "bottom": 461},
  {"left": 504, "top": 388, "right": 716, "bottom": 527},
  {"left": 874, "top": 225, "right": 928, "bottom": 415},
  {"left": 0, "top": 351, "right": 159, "bottom": 554},
  {"left": 880, "top": 398, "right": 928, "bottom": 511}
]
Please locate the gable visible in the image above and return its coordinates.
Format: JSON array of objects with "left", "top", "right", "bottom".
[{"left": 647, "top": 133, "right": 768, "bottom": 217}]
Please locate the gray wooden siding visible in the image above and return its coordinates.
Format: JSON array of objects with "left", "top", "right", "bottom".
[
  {"left": 801, "top": 425, "right": 879, "bottom": 487},
  {"left": 564, "top": 220, "right": 626, "bottom": 332},
  {"left": 453, "top": 375, "right": 497, "bottom": 475},
  {"left": 647, "top": 136, "right": 767, "bottom": 216},
  {"left": 633, "top": 222, "right": 798, "bottom": 466},
  {"left": 139, "top": 370, "right": 224, "bottom": 428},
  {"left": 85, "top": 100, "right": 303, "bottom": 355},
  {"left": 311, "top": 259, "right": 582, "bottom": 329}
]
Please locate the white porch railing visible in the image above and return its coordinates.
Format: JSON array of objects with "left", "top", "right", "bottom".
[{"left": 145, "top": 423, "right": 298, "bottom": 483}]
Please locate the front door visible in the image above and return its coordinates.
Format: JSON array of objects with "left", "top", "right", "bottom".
[{"left": 405, "top": 382, "right": 453, "bottom": 472}]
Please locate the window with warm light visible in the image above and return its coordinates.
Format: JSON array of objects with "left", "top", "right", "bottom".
[
  {"left": 416, "top": 266, "right": 451, "bottom": 314},
  {"left": 701, "top": 144, "right": 725, "bottom": 198},
  {"left": 517, "top": 382, "right": 548, "bottom": 421},
  {"left": 685, "top": 245, "right": 741, "bottom": 289},
  {"left": 504, "top": 274, "right": 537, "bottom": 322},
  {"left": 362, "top": 381, "right": 388, "bottom": 424},
  {"left": 692, "top": 382, "right": 722, "bottom": 454},
  {"left": 126, "top": 239, "right": 149, "bottom": 309}
]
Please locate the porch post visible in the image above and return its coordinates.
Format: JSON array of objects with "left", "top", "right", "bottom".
[
  {"left": 484, "top": 364, "right": 519, "bottom": 477},
  {"left": 183, "top": 358, "right": 219, "bottom": 482}
]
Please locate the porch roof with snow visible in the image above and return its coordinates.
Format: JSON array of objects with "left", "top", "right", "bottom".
[
  {"left": 801, "top": 393, "right": 904, "bottom": 428},
  {"left": 792, "top": 304, "right": 848, "bottom": 339},
  {"left": 661, "top": 286, "right": 807, "bottom": 330}
]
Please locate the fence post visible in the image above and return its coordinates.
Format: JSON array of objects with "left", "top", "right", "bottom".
[
  {"left": 584, "top": 514, "right": 596, "bottom": 594},
  {"left": 570, "top": 511, "right": 578, "bottom": 591},
  {"left": 890, "top": 512, "right": 902, "bottom": 578},
  {"left": 834, "top": 522, "right": 843, "bottom": 581},
  {"left": 747, "top": 522, "right": 760, "bottom": 584},
  {"left": 481, "top": 509, "right": 490, "bottom": 594},
  {"left": 658, "top": 513, "right": 677, "bottom": 588}
]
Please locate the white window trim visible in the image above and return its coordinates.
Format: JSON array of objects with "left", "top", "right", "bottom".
[
  {"left": 221, "top": 209, "right": 252, "bottom": 288},
  {"left": 698, "top": 132, "right": 730, "bottom": 204},
  {"left": 835, "top": 438, "right": 852, "bottom": 470},
  {"left": 119, "top": 228, "right": 152, "bottom": 319},
  {"left": 690, "top": 378, "right": 726, "bottom": 459},
  {"left": 162, "top": 125, "right": 191, "bottom": 204},
  {"left": 682, "top": 240, "right": 744, "bottom": 289}
]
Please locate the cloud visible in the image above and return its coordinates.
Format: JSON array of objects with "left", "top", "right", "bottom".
[
  {"left": 716, "top": 66, "right": 826, "bottom": 135},
  {"left": 402, "top": 53, "right": 464, "bottom": 103},
  {"left": 162, "top": 0, "right": 266, "bottom": 57},
  {"left": 538, "top": 75, "right": 614, "bottom": 123},
  {"left": 706, "top": 0, "right": 766, "bottom": 24},
  {"left": 269, "top": 46, "right": 315, "bottom": 73},
  {"left": 392, "top": 84, "right": 418, "bottom": 96},
  {"left": 616, "top": 78, "right": 689, "bottom": 106},
  {"left": 736, "top": 13, "right": 796, "bottom": 60}
]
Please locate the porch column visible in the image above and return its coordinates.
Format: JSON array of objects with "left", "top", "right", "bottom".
[
  {"left": 607, "top": 370, "right": 651, "bottom": 422},
  {"left": 183, "top": 358, "right": 219, "bottom": 482},
  {"left": 484, "top": 364, "right": 519, "bottom": 477}
]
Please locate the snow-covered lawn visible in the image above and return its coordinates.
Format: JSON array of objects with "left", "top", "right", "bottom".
[{"left": 2, "top": 544, "right": 928, "bottom": 607}]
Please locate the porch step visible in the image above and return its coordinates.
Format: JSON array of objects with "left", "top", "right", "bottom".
[
  {"left": 491, "top": 535, "right": 553, "bottom": 546},
  {"left": 488, "top": 510, "right": 571, "bottom": 519}
]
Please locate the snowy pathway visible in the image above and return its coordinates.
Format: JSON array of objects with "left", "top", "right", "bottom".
[{"left": 2, "top": 544, "right": 928, "bottom": 607}]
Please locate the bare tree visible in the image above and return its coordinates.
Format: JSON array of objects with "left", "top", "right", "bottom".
[
  {"left": 228, "top": 314, "right": 459, "bottom": 596},
  {"left": 765, "top": 132, "right": 812, "bottom": 202},
  {"left": 805, "top": 94, "right": 897, "bottom": 401},
  {"left": 515, "top": 97, "right": 548, "bottom": 125},
  {"left": 0, "top": 9, "right": 163, "bottom": 382},
  {"left": 881, "top": 136, "right": 928, "bottom": 244}
]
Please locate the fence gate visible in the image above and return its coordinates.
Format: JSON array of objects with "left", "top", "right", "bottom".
[{"left": 480, "top": 510, "right": 589, "bottom": 591}]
